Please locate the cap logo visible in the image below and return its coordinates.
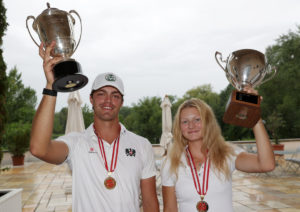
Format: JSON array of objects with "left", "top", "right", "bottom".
[{"left": 105, "top": 74, "right": 116, "bottom": 82}]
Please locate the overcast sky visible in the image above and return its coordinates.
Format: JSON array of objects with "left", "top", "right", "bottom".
[{"left": 3, "top": 0, "right": 300, "bottom": 111}]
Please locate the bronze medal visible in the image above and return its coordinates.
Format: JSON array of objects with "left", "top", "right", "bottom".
[
  {"left": 104, "top": 176, "right": 116, "bottom": 189},
  {"left": 196, "top": 200, "right": 209, "bottom": 212}
]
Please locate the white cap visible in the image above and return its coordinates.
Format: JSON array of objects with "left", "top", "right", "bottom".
[{"left": 91, "top": 72, "right": 124, "bottom": 95}]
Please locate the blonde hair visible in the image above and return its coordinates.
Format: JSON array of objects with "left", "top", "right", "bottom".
[{"left": 167, "top": 98, "right": 235, "bottom": 179}]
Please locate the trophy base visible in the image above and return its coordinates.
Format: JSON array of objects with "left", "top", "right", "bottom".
[
  {"left": 223, "top": 90, "right": 261, "bottom": 128},
  {"left": 52, "top": 59, "right": 88, "bottom": 92}
]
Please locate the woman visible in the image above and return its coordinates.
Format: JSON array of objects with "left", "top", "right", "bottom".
[{"left": 161, "top": 89, "right": 275, "bottom": 212}]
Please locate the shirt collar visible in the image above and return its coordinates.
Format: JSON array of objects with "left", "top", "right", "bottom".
[
  {"left": 87, "top": 122, "right": 127, "bottom": 142},
  {"left": 181, "top": 151, "right": 188, "bottom": 168}
]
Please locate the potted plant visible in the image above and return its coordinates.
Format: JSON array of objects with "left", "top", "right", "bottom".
[
  {"left": 266, "top": 111, "right": 285, "bottom": 152},
  {"left": 4, "top": 122, "right": 31, "bottom": 166}
]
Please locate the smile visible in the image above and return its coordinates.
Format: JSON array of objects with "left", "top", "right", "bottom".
[{"left": 188, "top": 131, "right": 199, "bottom": 134}]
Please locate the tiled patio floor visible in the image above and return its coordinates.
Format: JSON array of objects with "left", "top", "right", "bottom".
[
  {"left": 0, "top": 162, "right": 72, "bottom": 212},
  {"left": 1, "top": 159, "right": 300, "bottom": 212}
]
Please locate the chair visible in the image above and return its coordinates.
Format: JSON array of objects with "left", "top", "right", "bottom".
[
  {"left": 285, "top": 158, "right": 300, "bottom": 173},
  {"left": 284, "top": 147, "right": 300, "bottom": 174},
  {"left": 236, "top": 143, "right": 257, "bottom": 153},
  {"left": 272, "top": 147, "right": 300, "bottom": 175}
]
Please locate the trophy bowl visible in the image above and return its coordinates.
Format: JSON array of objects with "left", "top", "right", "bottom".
[
  {"left": 215, "top": 49, "right": 276, "bottom": 128},
  {"left": 26, "top": 3, "right": 88, "bottom": 92}
]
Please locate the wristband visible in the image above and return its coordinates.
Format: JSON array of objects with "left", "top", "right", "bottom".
[{"left": 43, "top": 88, "right": 57, "bottom": 97}]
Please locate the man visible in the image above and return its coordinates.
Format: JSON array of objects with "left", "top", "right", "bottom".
[{"left": 30, "top": 41, "right": 159, "bottom": 212}]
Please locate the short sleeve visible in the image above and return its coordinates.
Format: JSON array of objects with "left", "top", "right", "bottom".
[
  {"left": 160, "top": 158, "right": 176, "bottom": 187},
  {"left": 141, "top": 139, "right": 156, "bottom": 179},
  {"left": 55, "top": 132, "right": 80, "bottom": 164}
]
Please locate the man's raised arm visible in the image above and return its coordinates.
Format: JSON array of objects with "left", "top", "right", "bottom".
[{"left": 30, "top": 41, "right": 68, "bottom": 164}]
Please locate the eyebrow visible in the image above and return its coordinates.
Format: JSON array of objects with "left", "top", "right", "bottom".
[{"left": 97, "top": 89, "right": 121, "bottom": 96}]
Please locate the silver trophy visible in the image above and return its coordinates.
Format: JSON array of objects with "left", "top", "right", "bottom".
[
  {"left": 215, "top": 49, "right": 276, "bottom": 128},
  {"left": 26, "top": 3, "right": 88, "bottom": 92}
]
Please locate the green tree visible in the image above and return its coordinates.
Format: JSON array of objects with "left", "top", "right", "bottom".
[
  {"left": 119, "top": 106, "right": 132, "bottom": 124},
  {"left": 0, "top": 0, "right": 8, "bottom": 166},
  {"left": 4, "top": 122, "right": 31, "bottom": 157},
  {"left": 2, "top": 67, "right": 36, "bottom": 165},
  {"left": 53, "top": 107, "right": 68, "bottom": 137},
  {"left": 2, "top": 68, "right": 37, "bottom": 149},
  {"left": 183, "top": 84, "right": 219, "bottom": 104},
  {"left": 53, "top": 104, "right": 94, "bottom": 137},
  {"left": 173, "top": 84, "right": 222, "bottom": 124},
  {"left": 82, "top": 104, "right": 94, "bottom": 127},
  {"left": 122, "top": 97, "right": 162, "bottom": 144},
  {"left": 6, "top": 67, "right": 37, "bottom": 124},
  {"left": 265, "top": 111, "right": 286, "bottom": 144},
  {"left": 261, "top": 26, "right": 300, "bottom": 138}
]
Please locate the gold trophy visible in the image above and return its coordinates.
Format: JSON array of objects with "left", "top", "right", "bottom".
[
  {"left": 215, "top": 49, "right": 276, "bottom": 128},
  {"left": 26, "top": 3, "right": 88, "bottom": 92}
]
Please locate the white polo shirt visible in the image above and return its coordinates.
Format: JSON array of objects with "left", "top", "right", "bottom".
[
  {"left": 161, "top": 147, "right": 244, "bottom": 212},
  {"left": 57, "top": 123, "right": 156, "bottom": 212}
]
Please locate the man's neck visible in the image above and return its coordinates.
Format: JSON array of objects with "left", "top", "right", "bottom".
[{"left": 94, "top": 119, "right": 120, "bottom": 144}]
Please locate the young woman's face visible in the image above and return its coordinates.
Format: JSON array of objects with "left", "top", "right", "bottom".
[{"left": 180, "top": 107, "right": 203, "bottom": 142}]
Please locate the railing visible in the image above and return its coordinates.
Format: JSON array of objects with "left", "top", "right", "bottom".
[{"left": 230, "top": 138, "right": 300, "bottom": 144}]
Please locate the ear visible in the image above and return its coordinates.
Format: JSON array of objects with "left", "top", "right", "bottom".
[{"left": 90, "top": 95, "right": 93, "bottom": 105}]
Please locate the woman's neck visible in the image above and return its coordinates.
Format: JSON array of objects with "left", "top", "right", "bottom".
[
  {"left": 187, "top": 140, "right": 207, "bottom": 167},
  {"left": 188, "top": 139, "right": 203, "bottom": 154}
]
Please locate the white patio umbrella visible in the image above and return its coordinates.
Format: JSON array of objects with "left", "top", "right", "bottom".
[
  {"left": 159, "top": 95, "right": 173, "bottom": 151},
  {"left": 65, "top": 91, "right": 85, "bottom": 134},
  {"left": 65, "top": 91, "right": 85, "bottom": 191}
]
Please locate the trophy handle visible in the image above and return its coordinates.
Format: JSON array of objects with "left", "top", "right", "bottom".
[
  {"left": 26, "top": 16, "right": 40, "bottom": 48},
  {"left": 215, "top": 51, "right": 226, "bottom": 71},
  {"left": 69, "top": 10, "right": 82, "bottom": 53},
  {"left": 261, "top": 65, "right": 277, "bottom": 85}
]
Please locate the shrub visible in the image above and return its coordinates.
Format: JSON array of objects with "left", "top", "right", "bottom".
[{"left": 4, "top": 122, "right": 31, "bottom": 156}]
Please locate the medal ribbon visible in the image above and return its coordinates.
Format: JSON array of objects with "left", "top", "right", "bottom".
[
  {"left": 93, "top": 125, "right": 120, "bottom": 174},
  {"left": 186, "top": 147, "right": 210, "bottom": 199}
]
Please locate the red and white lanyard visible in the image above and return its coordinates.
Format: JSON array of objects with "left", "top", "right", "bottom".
[
  {"left": 93, "top": 125, "right": 120, "bottom": 175},
  {"left": 186, "top": 147, "right": 210, "bottom": 200}
]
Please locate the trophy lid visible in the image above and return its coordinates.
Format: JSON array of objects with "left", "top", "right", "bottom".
[
  {"left": 42, "top": 3, "right": 61, "bottom": 15},
  {"left": 33, "top": 3, "right": 74, "bottom": 31}
]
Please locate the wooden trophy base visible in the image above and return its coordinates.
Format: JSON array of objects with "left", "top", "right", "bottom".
[{"left": 223, "top": 90, "right": 261, "bottom": 128}]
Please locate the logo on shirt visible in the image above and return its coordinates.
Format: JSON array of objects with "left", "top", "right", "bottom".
[
  {"left": 125, "top": 148, "right": 136, "bottom": 157},
  {"left": 89, "top": 147, "right": 97, "bottom": 153}
]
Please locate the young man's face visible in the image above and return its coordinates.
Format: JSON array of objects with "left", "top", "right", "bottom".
[{"left": 90, "top": 86, "right": 123, "bottom": 122}]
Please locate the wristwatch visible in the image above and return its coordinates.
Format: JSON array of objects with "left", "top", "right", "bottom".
[{"left": 42, "top": 88, "right": 57, "bottom": 97}]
